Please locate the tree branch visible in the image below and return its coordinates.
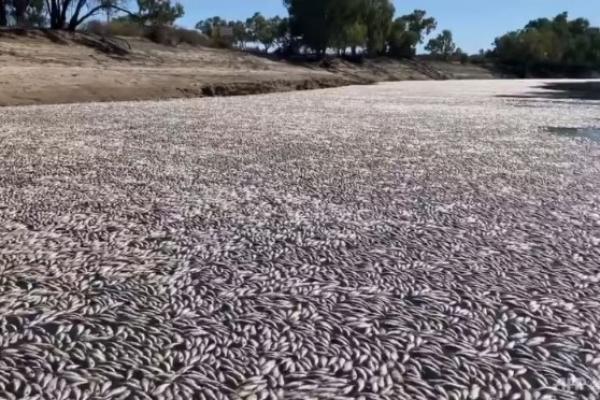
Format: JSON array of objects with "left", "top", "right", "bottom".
[
  {"left": 74, "top": 4, "right": 137, "bottom": 28},
  {"left": 59, "top": 0, "right": 72, "bottom": 26}
]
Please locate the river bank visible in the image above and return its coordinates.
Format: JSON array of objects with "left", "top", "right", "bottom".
[{"left": 0, "top": 29, "right": 497, "bottom": 106}]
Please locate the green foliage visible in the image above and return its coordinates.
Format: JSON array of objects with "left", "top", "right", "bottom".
[
  {"left": 136, "top": 0, "right": 183, "bottom": 26},
  {"left": 194, "top": 17, "right": 234, "bottom": 47},
  {"left": 195, "top": 16, "right": 226, "bottom": 37},
  {"left": 492, "top": 12, "right": 600, "bottom": 75},
  {"left": 333, "top": 20, "right": 367, "bottom": 55},
  {"left": 283, "top": 0, "right": 338, "bottom": 54},
  {"left": 454, "top": 48, "right": 469, "bottom": 64},
  {"left": 196, "top": 16, "right": 264, "bottom": 48},
  {"left": 388, "top": 19, "right": 418, "bottom": 58},
  {"left": 0, "top": 0, "right": 184, "bottom": 30},
  {"left": 274, "top": 17, "right": 291, "bottom": 49},
  {"left": 388, "top": 10, "right": 437, "bottom": 58},
  {"left": 283, "top": 0, "right": 393, "bottom": 56},
  {"left": 426, "top": 29, "right": 456, "bottom": 59},
  {"left": 230, "top": 20, "right": 249, "bottom": 47},
  {"left": 246, "top": 12, "right": 281, "bottom": 52},
  {"left": 363, "top": 0, "right": 394, "bottom": 56},
  {"left": 196, "top": 14, "right": 286, "bottom": 51}
]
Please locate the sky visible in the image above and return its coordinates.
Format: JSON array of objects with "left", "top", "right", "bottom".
[{"left": 176, "top": 0, "right": 600, "bottom": 54}]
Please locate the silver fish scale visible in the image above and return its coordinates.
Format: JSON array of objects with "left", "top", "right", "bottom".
[{"left": 1, "top": 80, "right": 600, "bottom": 400}]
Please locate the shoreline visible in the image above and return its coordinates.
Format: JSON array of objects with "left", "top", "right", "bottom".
[{"left": 0, "top": 29, "right": 501, "bottom": 107}]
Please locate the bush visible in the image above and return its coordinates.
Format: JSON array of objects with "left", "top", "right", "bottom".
[
  {"left": 144, "top": 25, "right": 210, "bottom": 46},
  {"left": 84, "top": 20, "right": 144, "bottom": 37},
  {"left": 83, "top": 20, "right": 210, "bottom": 47},
  {"left": 109, "top": 21, "right": 145, "bottom": 37},
  {"left": 172, "top": 27, "right": 210, "bottom": 46},
  {"left": 209, "top": 35, "right": 233, "bottom": 49},
  {"left": 144, "top": 24, "right": 176, "bottom": 45},
  {"left": 84, "top": 20, "right": 108, "bottom": 35}
]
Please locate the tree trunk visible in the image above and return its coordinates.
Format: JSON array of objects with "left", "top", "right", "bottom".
[
  {"left": 0, "top": 0, "right": 7, "bottom": 27},
  {"left": 67, "top": 0, "right": 87, "bottom": 30},
  {"left": 14, "top": 0, "right": 29, "bottom": 26},
  {"left": 67, "top": 2, "right": 135, "bottom": 31},
  {"left": 49, "top": 0, "right": 67, "bottom": 29},
  {"left": 51, "top": 11, "right": 66, "bottom": 29},
  {"left": 351, "top": 46, "right": 357, "bottom": 57},
  {"left": 57, "top": 0, "right": 73, "bottom": 29}
]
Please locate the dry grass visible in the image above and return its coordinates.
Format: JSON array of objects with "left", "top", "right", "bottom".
[{"left": 84, "top": 20, "right": 212, "bottom": 47}]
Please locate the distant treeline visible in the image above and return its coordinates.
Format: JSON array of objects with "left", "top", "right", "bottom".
[
  {"left": 489, "top": 13, "right": 600, "bottom": 77},
  {"left": 1, "top": 1, "right": 599, "bottom": 75},
  {"left": 197, "top": 1, "right": 464, "bottom": 61},
  {"left": 197, "top": 4, "right": 600, "bottom": 76}
]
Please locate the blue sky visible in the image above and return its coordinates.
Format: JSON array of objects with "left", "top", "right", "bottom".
[{"left": 176, "top": 0, "right": 600, "bottom": 53}]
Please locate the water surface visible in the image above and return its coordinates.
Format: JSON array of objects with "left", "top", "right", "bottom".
[{"left": 546, "top": 126, "right": 600, "bottom": 143}]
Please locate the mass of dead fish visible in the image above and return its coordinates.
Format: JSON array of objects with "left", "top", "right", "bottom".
[{"left": 0, "top": 80, "right": 600, "bottom": 400}]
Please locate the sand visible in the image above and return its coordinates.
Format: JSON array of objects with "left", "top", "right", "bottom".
[{"left": 0, "top": 29, "right": 495, "bottom": 106}]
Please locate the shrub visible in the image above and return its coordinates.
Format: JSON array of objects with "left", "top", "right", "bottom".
[
  {"left": 109, "top": 21, "right": 145, "bottom": 37},
  {"left": 83, "top": 20, "right": 211, "bottom": 47},
  {"left": 144, "top": 25, "right": 210, "bottom": 46},
  {"left": 84, "top": 20, "right": 108, "bottom": 35},
  {"left": 172, "top": 27, "right": 210, "bottom": 46},
  {"left": 459, "top": 52, "right": 469, "bottom": 64},
  {"left": 144, "top": 24, "right": 177, "bottom": 45},
  {"left": 209, "top": 35, "right": 233, "bottom": 49},
  {"left": 84, "top": 20, "right": 144, "bottom": 37}
]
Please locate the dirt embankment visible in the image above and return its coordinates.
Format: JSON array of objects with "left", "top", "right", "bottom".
[{"left": 0, "top": 29, "right": 497, "bottom": 106}]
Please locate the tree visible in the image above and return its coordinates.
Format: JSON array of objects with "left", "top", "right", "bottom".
[
  {"left": 196, "top": 14, "right": 292, "bottom": 53},
  {"left": 342, "top": 21, "right": 368, "bottom": 56},
  {"left": 43, "top": 0, "right": 182, "bottom": 30},
  {"left": 0, "top": 0, "right": 45, "bottom": 26},
  {"left": 284, "top": 0, "right": 336, "bottom": 55},
  {"left": 274, "top": 17, "right": 291, "bottom": 50},
  {"left": 136, "top": 0, "right": 183, "bottom": 25},
  {"left": 197, "top": 17, "right": 260, "bottom": 49},
  {"left": 1, "top": 0, "right": 183, "bottom": 29},
  {"left": 46, "top": 0, "right": 130, "bottom": 30},
  {"left": 283, "top": 0, "right": 391, "bottom": 56},
  {"left": 246, "top": 12, "right": 279, "bottom": 52},
  {"left": 0, "top": 0, "right": 8, "bottom": 26},
  {"left": 388, "top": 10, "right": 437, "bottom": 58},
  {"left": 426, "top": 29, "right": 456, "bottom": 59},
  {"left": 229, "top": 20, "right": 248, "bottom": 48},
  {"left": 363, "top": 0, "right": 394, "bottom": 56},
  {"left": 492, "top": 12, "right": 600, "bottom": 76},
  {"left": 12, "top": 0, "right": 28, "bottom": 25},
  {"left": 453, "top": 47, "right": 469, "bottom": 63},
  {"left": 195, "top": 16, "right": 226, "bottom": 37},
  {"left": 25, "top": 0, "right": 46, "bottom": 26},
  {"left": 388, "top": 18, "right": 418, "bottom": 58}
]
